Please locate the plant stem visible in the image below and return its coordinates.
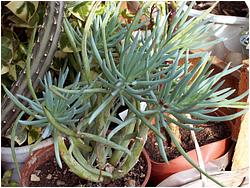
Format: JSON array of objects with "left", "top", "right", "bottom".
[
  {"left": 26, "top": 25, "right": 39, "bottom": 103},
  {"left": 82, "top": 2, "right": 101, "bottom": 83},
  {"left": 112, "top": 101, "right": 149, "bottom": 179},
  {"left": 186, "top": 114, "right": 207, "bottom": 186},
  {"left": 109, "top": 101, "right": 137, "bottom": 166},
  {"left": 168, "top": 113, "right": 181, "bottom": 146}
]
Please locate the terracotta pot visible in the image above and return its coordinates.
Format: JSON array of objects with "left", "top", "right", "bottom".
[
  {"left": 20, "top": 144, "right": 54, "bottom": 186},
  {"left": 20, "top": 145, "right": 151, "bottom": 187},
  {"left": 1, "top": 138, "right": 53, "bottom": 183},
  {"left": 157, "top": 144, "right": 235, "bottom": 187},
  {"left": 141, "top": 149, "right": 152, "bottom": 187},
  {"left": 148, "top": 110, "right": 233, "bottom": 185}
]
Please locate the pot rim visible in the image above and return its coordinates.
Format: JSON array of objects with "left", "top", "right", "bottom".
[
  {"left": 150, "top": 136, "right": 231, "bottom": 165},
  {"left": 141, "top": 148, "right": 152, "bottom": 187},
  {"left": 20, "top": 144, "right": 152, "bottom": 186},
  {"left": 1, "top": 138, "right": 53, "bottom": 155}
]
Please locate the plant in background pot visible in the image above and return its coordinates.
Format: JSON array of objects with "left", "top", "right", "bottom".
[
  {"left": 144, "top": 35, "right": 248, "bottom": 187},
  {"left": 2, "top": 1, "right": 248, "bottom": 187},
  {"left": 143, "top": 40, "right": 248, "bottom": 186},
  {"left": 146, "top": 110, "right": 234, "bottom": 185}
]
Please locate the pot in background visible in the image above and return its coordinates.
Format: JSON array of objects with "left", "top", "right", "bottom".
[
  {"left": 183, "top": 4, "right": 249, "bottom": 64},
  {"left": 1, "top": 138, "right": 53, "bottom": 183},
  {"left": 156, "top": 143, "right": 235, "bottom": 187},
  {"left": 148, "top": 110, "right": 233, "bottom": 185},
  {"left": 185, "top": 4, "right": 249, "bottom": 52},
  {"left": 20, "top": 145, "right": 151, "bottom": 187}
]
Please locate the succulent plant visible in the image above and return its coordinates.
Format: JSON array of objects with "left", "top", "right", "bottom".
[
  {"left": 4, "top": 1, "right": 248, "bottom": 186},
  {"left": 3, "top": 67, "right": 96, "bottom": 173}
]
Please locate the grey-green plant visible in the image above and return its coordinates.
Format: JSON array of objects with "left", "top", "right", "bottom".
[{"left": 3, "top": 1, "right": 248, "bottom": 186}]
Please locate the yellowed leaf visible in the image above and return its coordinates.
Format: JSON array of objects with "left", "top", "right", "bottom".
[{"left": 5, "top": 2, "right": 38, "bottom": 22}]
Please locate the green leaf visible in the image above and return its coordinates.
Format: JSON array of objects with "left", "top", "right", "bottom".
[
  {"left": 27, "top": 12, "right": 39, "bottom": 26},
  {"left": 2, "top": 169, "right": 13, "bottom": 179},
  {"left": 68, "top": 2, "right": 92, "bottom": 21},
  {"left": 14, "top": 126, "right": 27, "bottom": 146},
  {"left": 5, "top": 1, "right": 38, "bottom": 23},
  {"left": 72, "top": 145, "right": 112, "bottom": 177},
  {"left": 27, "top": 127, "right": 41, "bottom": 145},
  {"left": 107, "top": 118, "right": 136, "bottom": 140},
  {"left": 1, "top": 169, "right": 18, "bottom": 187},
  {"left": 6, "top": 15, "right": 33, "bottom": 28},
  {"left": 163, "top": 115, "right": 224, "bottom": 187},
  {"left": 2, "top": 84, "right": 37, "bottom": 117},
  {"left": 58, "top": 136, "right": 105, "bottom": 182},
  {"left": 67, "top": 2, "right": 107, "bottom": 21},
  {"left": 1, "top": 66, "right": 9, "bottom": 75},
  {"left": 11, "top": 112, "right": 25, "bottom": 179},
  {"left": 156, "top": 115, "right": 168, "bottom": 162},
  {"left": 88, "top": 94, "right": 115, "bottom": 124},
  {"left": 53, "top": 130, "right": 63, "bottom": 169},
  {"left": 1, "top": 37, "right": 13, "bottom": 65},
  {"left": 59, "top": 33, "right": 75, "bottom": 53},
  {"left": 5, "top": 121, "right": 27, "bottom": 146},
  {"left": 8, "top": 64, "right": 17, "bottom": 81}
]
